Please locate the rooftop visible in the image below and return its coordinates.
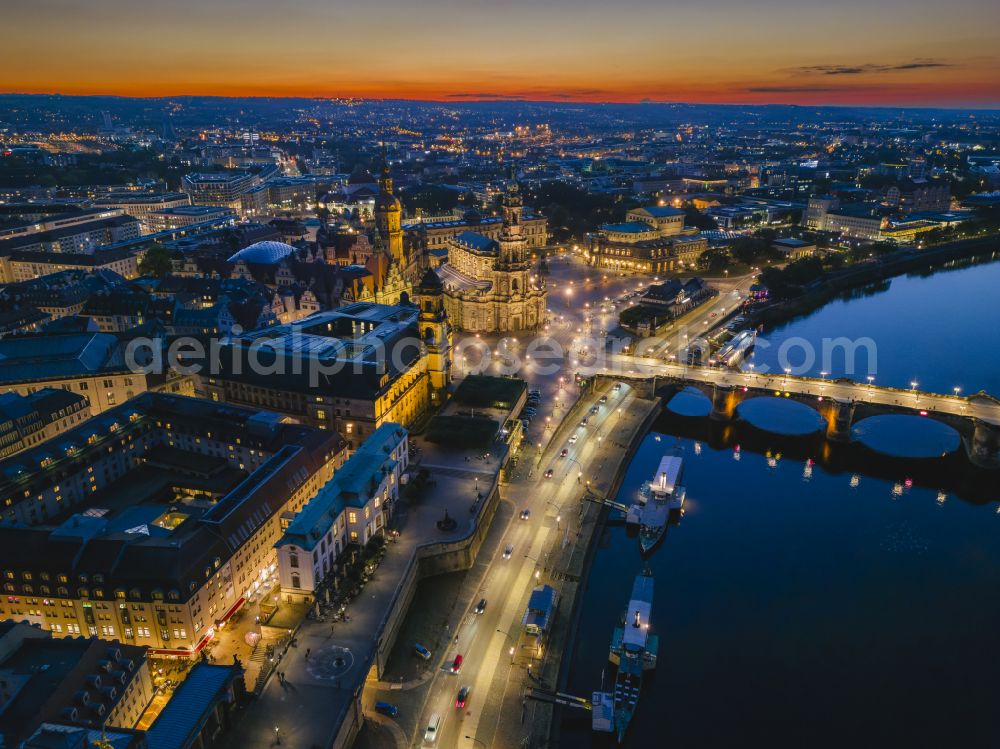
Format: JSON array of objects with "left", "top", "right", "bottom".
[
  {"left": 602, "top": 221, "right": 657, "bottom": 234},
  {"left": 227, "top": 240, "right": 297, "bottom": 265},
  {"left": 145, "top": 663, "right": 240, "bottom": 749},
  {"left": 277, "top": 423, "right": 406, "bottom": 552}
]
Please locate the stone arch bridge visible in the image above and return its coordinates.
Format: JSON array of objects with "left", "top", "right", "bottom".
[{"left": 595, "top": 363, "right": 1000, "bottom": 470}]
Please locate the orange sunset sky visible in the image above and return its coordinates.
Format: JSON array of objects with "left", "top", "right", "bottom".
[{"left": 3, "top": 0, "right": 999, "bottom": 107}]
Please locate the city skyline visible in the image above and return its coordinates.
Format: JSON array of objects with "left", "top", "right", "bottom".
[{"left": 3, "top": 0, "right": 1000, "bottom": 107}]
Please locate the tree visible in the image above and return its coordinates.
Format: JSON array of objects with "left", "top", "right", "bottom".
[
  {"left": 138, "top": 244, "right": 173, "bottom": 278},
  {"left": 698, "top": 249, "right": 731, "bottom": 273},
  {"left": 683, "top": 206, "right": 718, "bottom": 230},
  {"left": 730, "top": 236, "right": 769, "bottom": 265}
]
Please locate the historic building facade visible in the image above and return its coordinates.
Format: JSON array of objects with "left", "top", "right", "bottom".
[
  {"left": 368, "top": 157, "right": 414, "bottom": 307},
  {"left": 587, "top": 205, "right": 707, "bottom": 274},
  {"left": 434, "top": 181, "right": 546, "bottom": 332}
]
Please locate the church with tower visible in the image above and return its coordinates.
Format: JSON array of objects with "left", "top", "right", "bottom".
[
  {"left": 365, "top": 154, "right": 414, "bottom": 306},
  {"left": 433, "top": 172, "right": 547, "bottom": 332}
]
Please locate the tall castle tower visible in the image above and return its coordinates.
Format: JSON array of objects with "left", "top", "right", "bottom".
[
  {"left": 497, "top": 165, "right": 526, "bottom": 267},
  {"left": 374, "top": 151, "right": 404, "bottom": 267},
  {"left": 417, "top": 268, "right": 452, "bottom": 403}
]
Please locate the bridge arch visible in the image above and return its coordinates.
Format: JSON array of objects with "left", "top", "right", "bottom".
[{"left": 852, "top": 414, "right": 963, "bottom": 459}]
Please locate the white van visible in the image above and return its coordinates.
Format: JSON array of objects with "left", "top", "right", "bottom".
[{"left": 424, "top": 713, "right": 441, "bottom": 744}]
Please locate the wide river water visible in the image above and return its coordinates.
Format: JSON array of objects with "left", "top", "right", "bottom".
[{"left": 561, "top": 256, "right": 1000, "bottom": 747}]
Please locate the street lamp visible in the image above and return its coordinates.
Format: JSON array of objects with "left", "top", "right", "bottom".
[{"left": 465, "top": 736, "right": 487, "bottom": 749}]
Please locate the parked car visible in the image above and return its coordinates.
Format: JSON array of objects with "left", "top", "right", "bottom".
[
  {"left": 374, "top": 701, "right": 398, "bottom": 717},
  {"left": 424, "top": 714, "right": 441, "bottom": 744},
  {"left": 455, "top": 686, "right": 471, "bottom": 709},
  {"left": 474, "top": 598, "right": 487, "bottom": 615},
  {"left": 503, "top": 544, "right": 514, "bottom": 559},
  {"left": 414, "top": 643, "right": 432, "bottom": 660},
  {"left": 450, "top": 654, "right": 463, "bottom": 673}
]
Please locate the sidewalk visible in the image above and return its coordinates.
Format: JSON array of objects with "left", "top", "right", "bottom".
[
  {"left": 221, "top": 460, "right": 499, "bottom": 749},
  {"left": 510, "top": 391, "right": 661, "bottom": 749}
]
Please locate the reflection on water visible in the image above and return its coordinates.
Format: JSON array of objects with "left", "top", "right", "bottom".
[
  {"left": 667, "top": 390, "right": 967, "bottom": 464},
  {"left": 735, "top": 396, "right": 826, "bottom": 435},
  {"left": 747, "top": 257, "right": 1000, "bottom": 394},
  {"left": 562, "top": 406, "right": 1000, "bottom": 748},
  {"left": 852, "top": 414, "right": 961, "bottom": 458},
  {"left": 664, "top": 386, "right": 710, "bottom": 417}
]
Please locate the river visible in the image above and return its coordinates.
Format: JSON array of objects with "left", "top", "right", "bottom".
[{"left": 560, "top": 257, "right": 1000, "bottom": 747}]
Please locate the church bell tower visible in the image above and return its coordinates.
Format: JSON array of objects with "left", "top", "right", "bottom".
[
  {"left": 417, "top": 269, "right": 452, "bottom": 402},
  {"left": 374, "top": 150, "right": 404, "bottom": 267}
]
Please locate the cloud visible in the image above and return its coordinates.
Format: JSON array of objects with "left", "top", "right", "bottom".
[
  {"left": 746, "top": 86, "right": 840, "bottom": 93},
  {"left": 445, "top": 92, "right": 525, "bottom": 100},
  {"left": 788, "top": 59, "right": 953, "bottom": 76}
]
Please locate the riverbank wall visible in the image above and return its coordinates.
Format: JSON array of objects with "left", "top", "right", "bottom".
[
  {"left": 752, "top": 236, "right": 1000, "bottom": 328},
  {"left": 327, "top": 470, "right": 503, "bottom": 749},
  {"left": 534, "top": 389, "right": 664, "bottom": 749}
]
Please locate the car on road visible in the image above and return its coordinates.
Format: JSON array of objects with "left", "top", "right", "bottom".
[
  {"left": 614, "top": 383, "right": 622, "bottom": 392},
  {"left": 710, "top": 312, "right": 718, "bottom": 318},
  {"left": 455, "top": 686, "right": 471, "bottom": 709},
  {"left": 599, "top": 394, "right": 608, "bottom": 403},
  {"left": 590, "top": 405, "right": 599, "bottom": 414},
  {"left": 374, "top": 701, "right": 398, "bottom": 717},
  {"left": 450, "top": 654, "right": 463, "bottom": 673},
  {"left": 544, "top": 468, "right": 554, "bottom": 478},
  {"left": 424, "top": 714, "right": 441, "bottom": 743},
  {"left": 568, "top": 434, "right": 578, "bottom": 444},
  {"left": 520, "top": 509, "right": 531, "bottom": 520},
  {"left": 579, "top": 418, "right": 588, "bottom": 427},
  {"left": 474, "top": 598, "right": 487, "bottom": 615},
  {"left": 413, "top": 643, "right": 432, "bottom": 660},
  {"left": 560, "top": 448, "right": 569, "bottom": 457},
  {"left": 503, "top": 544, "right": 514, "bottom": 559}
]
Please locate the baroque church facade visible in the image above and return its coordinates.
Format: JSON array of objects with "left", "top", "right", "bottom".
[{"left": 434, "top": 179, "right": 546, "bottom": 332}]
